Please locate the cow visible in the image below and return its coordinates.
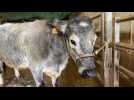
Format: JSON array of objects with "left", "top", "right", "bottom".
[{"left": 0, "top": 16, "right": 97, "bottom": 87}]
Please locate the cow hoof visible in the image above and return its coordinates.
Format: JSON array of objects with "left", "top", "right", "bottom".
[
  {"left": 39, "top": 82, "right": 45, "bottom": 87},
  {"left": 55, "top": 80, "right": 60, "bottom": 87},
  {"left": 0, "top": 74, "right": 4, "bottom": 87},
  {"left": 36, "top": 81, "right": 45, "bottom": 87},
  {"left": 0, "top": 83, "right": 4, "bottom": 87},
  {"left": 39, "top": 84, "right": 45, "bottom": 87},
  {"left": 14, "top": 68, "right": 20, "bottom": 79}
]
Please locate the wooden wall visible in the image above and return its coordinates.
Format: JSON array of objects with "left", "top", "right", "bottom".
[
  {"left": 79, "top": 12, "right": 134, "bottom": 87},
  {"left": 80, "top": 12, "right": 134, "bottom": 33}
]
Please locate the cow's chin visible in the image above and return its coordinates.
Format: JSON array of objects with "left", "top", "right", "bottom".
[{"left": 76, "top": 57, "right": 96, "bottom": 78}]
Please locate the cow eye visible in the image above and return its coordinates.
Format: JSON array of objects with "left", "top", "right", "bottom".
[{"left": 70, "top": 40, "right": 76, "bottom": 46}]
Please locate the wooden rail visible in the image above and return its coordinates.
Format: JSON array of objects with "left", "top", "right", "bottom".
[
  {"left": 116, "top": 16, "right": 134, "bottom": 23},
  {"left": 115, "top": 16, "right": 134, "bottom": 45},
  {"left": 115, "top": 42, "right": 134, "bottom": 52},
  {"left": 118, "top": 65, "right": 134, "bottom": 79},
  {"left": 96, "top": 60, "right": 134, "bottom": 81},
  {"left": 91, "top": 14, "right": 101, "bottom": 20}
]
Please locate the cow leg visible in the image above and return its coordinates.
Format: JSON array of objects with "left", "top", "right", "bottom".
[
  {"left": 34, "top": 76, "right": 44, "bottom": 87},
  {"left": 43, "top": 64, "right": 67, "bottom": 87},
  {"left": 53, "top": 57, "right": 68, "bottom": 87},
  {"left": 30, "top": 69, "right": 44, "bottom": 87},
  {"left": 0, "top": 61, "right": 4, "bottom": 86},
  {"left": 14, "top": 67, "right": 20, "bottom": 79},
  {"left": 32, "top": 75, "right": 41, "bottom": 87},
  {"left": 14, "top": 64, "right": 28, "bottom": 79},
  {"left": 43, "top": 71, "right": 59, "bottom": 87},
  {"left": 55, "top": 78, "right": 60, "bottom": 87},
  {"left": 51, "top": 77, "right": 58, "bottom": 87},
  {"left": 54, "top": 62, "right": 68, "bottom": 87},
  {"left": 51, "top": 76, "right": 62, "bottom": 87}
]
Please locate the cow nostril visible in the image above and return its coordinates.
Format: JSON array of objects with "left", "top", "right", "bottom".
[
  {"left": 81, "top": 70, "right": 90, "bottom": 78},
  {"left": 81, "top": 69, "right": 96, "bottom": 78}
]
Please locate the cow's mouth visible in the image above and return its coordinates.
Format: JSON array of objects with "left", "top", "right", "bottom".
[{"left": 76, "top": 57, "right": 96, "bottom": 78}]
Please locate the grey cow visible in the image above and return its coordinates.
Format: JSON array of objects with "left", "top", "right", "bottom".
[{"left": 0, "top": 16, "right": 97, "bottom": 87}]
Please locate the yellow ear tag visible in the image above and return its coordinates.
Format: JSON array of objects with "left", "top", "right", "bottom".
[{"left": 52, "top": 27, "right": 58, "bottom": 34}]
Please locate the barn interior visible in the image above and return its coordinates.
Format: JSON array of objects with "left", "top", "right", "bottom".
[{"left": 0, "top": 12, "right": 134, "bottom": 87}]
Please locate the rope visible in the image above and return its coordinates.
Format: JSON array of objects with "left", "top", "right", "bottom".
[
  {"left": 68, "top": 40, "right": 109, "bottom": 63},
  {"left": 94, "top": 42, "right": 108, "bottom": 56}
]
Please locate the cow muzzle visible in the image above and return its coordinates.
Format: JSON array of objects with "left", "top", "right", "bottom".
[
  {"left": 76, "top": 57, "right": 96, "bottom": 78},
  {"left": 69, "top": 42, "right": 107, "bottom": 78}
]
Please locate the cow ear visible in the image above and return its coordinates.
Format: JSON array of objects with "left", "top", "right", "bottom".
[
  {"left": 92, "top": 23, "right": 98, "bottom": 31},
  {"left": 48, "top": 18, "right": 68, "bottom": 35},
  {"left": 90, "top": 19, "right": 97, "bottom": 31}
]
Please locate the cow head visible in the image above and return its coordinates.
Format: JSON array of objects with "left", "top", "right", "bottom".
[{"left": 49, "top": 16, "right": 97, "bottom": 78}]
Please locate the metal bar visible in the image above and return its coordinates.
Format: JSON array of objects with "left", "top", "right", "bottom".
[{"left": 116, "top": 16, "right": 134, "bottom": 23}]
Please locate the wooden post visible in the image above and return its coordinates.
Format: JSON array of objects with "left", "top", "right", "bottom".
[
  {"left": 104, "top": 12, "right": 113, "bottom": 87},
  {"left": 101, "top": 12, "right": 105, "bottom": 84},
  {"left": 101, "top": 12, "right": 105, "bottom": 42},
  {"left": 116, "top": 16, "right": 134, "bottom": 23},
  {"left": 114, "top": 17, "right": 120, "bottom": 87},
  {"left": 130, "top": 21, "right": 133, "bottom": 44}
]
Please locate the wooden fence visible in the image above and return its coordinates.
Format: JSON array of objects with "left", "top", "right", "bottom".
[{"left": 91, "top": 13, "right": 134, "bottom": 87}]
